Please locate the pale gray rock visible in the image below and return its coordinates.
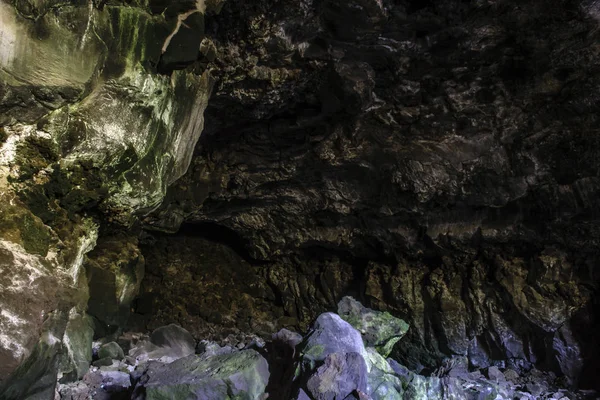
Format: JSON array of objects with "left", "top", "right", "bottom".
[
  {"left": 300, "top": 313, "right": 368, "bottom": 363},
  {"left": 133, "top": 350, "right": 269, "bottom": 400},
  {"left": 305, "top": 352, "right": 368, "bottom": 400},
  {"left": 129, "top": 324, "right": 196, "bottom": 364}
]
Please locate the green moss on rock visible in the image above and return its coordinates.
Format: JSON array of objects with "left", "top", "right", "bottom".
[
  {"left": 338, "top": 296, "right": 409, "bottom": 357},
  {"left": 302, "top": 344, "right": 325, "bottom": 359},
  {"left": 142, "top": 350, "right": 270, "bottom": 400},
  {"left": 20, "top": 213, "right": 52, "bottom": 257},
  {"left": 13, "top": 135, "right": 58, "bottom": 181}
]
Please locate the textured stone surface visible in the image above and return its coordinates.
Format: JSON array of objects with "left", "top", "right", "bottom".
[
  {"left": 337, "top": 296, "right": 409, "bottom": 357},
  {"left": 0, "top": 0, "right": 215, "bottom": 393},
  {"left": 55, "top": 301, "right": 598, "bottom": 400},
  {"left": 129, "top": 324, "right": 196, "bottom": 364},
  {"left": 61, "top": 311, "right": 94, "bottom": 381},
  {"left": 2, "top": 0, "right": 600, "bottom": 395},
  {"left": 0, "top": 311, "right": 70, "bottom": 400},
  {"left": 300, "top": 313, "right": 368, "bottom": 364},
  {"left": 132, "top": 350, "right": 270, "bottom": 400},
  {"left": 132, "top": 233, "right": 285, "bottom": 340},
  {"left": 98, "top": 342, "right": 125, "bottom": 361},
  {"left": 305, "top": 352, "right": 368, "bottom": 400},
  {"left": 86, "top": 234, "right": 145, "bottom": 328},
  {"left": 144, "top": 0, "right": 600, "bottom": 388},
  {"left": 284, "top": 307, "right": 594, "bottom": 400}
]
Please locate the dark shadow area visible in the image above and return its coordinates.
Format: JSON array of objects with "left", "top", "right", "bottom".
[
  {"left": 175, "top": 222, "right": 268, "bottom": 265},
  {"left": 571, "top": 296, "right": 600, "bottom": 390}
]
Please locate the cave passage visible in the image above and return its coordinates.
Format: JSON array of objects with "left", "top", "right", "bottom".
[{"left": 1, "top": 0, "right": 600, "bottom": 399}]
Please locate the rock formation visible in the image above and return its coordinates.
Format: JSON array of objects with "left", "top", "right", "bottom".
[
  {"left": 0, "top": 0, "right": 213, "bottom": 396},
  {"left": 146, "top": 0, "right": 600, "bottom": 389},
  {"left": 0, "top": 0, "right": 599, "bottom": 398},
  {"left": 56, "top": 298, "right": 593, "bottom": 399}
]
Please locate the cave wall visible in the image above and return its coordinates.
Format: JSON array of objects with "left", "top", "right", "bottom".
[
  {"left": 145, "top": 0, "right": 600, "bottom": 389},
  {"left": 0, "top": 0, "right": 216, "bottom": 397},
  {"left": 0, "top": 0, "right": 600, "bottom": 396}
]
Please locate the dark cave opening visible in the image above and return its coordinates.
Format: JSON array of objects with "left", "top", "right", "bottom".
[{"left": 173, "top": 222, "right": 266, "bottom": 265}]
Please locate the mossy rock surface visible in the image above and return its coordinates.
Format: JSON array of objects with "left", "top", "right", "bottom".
[
  {"left": 140, "top": 350, "right": 270, "bottom": 400},
  {"left": 62, "top": 312, "right": 94, "bottom": 381},
  {"left": 338, "top": 296, "right": 409, "bottom": 357},
  {"left": 99, "top": 342, "right": 125, "bottom": 361}
]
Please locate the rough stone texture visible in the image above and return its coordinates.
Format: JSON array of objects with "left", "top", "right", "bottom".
[
  {"left": 291, "top": 313, "right": 370, "bottom": 400},
  {"left": 132, "top": 350, "right": 270, "bottom": 400},
  {"left": 2, "top": 0, "right": 600, "bottom": 395},
  {"left": 56, "top": 304, "right": 597, "bottom": 400},
  {"left": 132, "top": 233, "right": 286, "bottom": 340},
  {"left": 0, "top": 311, "right": 70, "bottom": 400},
  {"left": 285, "top": 307, "right": 593, "bottom": 400},
  {"left": 61, "top": 311, "right": 94, "bottom": 381},
  {"left": 0, "top": 0, "right": 215, "bottom": 394},
  {"left": 366, "top": 348, "right": 404, "bottom": 400},
  {"left": 58, "top": 368, "right": 132, "bottom": 400},
  {"left": 98, "top": 342, "right": 125, "bottom": 361},
  {"left": 97, "top": 370, "right": 131, "bottom": 396},
  {"left": 129, "top": 324, "right": 196, "bottom": 364},
  {"left": 300, "top": 313, "right": 368, "bottom": 364},
  {"left": 149, "top": 324, "right": 196, "bottom": 358},
  {"left": 305, "top": 352, "right": 368, "bottom": 400},
  {"left": 145, "top": 0, "right": 600, "bottom": 388},
  {"left": 272, "top": 328, "right": 303, "bottom": 352},
  {"left": 337, "top": 296, "right": 409, "bottom": 357},
  {"left": 86, "top": 234, "right": 145, "bottom": 329}
]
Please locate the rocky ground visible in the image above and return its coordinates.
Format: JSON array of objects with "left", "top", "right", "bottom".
[{"left": 57, "top": 297, "right": 597, "bottom": 400}]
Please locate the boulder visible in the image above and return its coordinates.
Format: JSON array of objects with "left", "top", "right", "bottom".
[
  {"left": 0, "top": 310, "right": 70, "bottom": 400},
  {"left": 98, "top": 342, "right": 125, "bottom": 361},
  {"left": 485, "top": 366, "right": 506, "bottom": 383},
  {"left": 295, "top": 388, "right": 312, "bottom": 400},
  {"left": 294, "top": 311, "right": 406, "bottom": 400},
  {"left": 552, "top": 324, "right": 584, "bottom": 386},
  {"left": 337, "top": 296, "right": 409, "bottom": 357},
  {"left": 133, "top": 349, "right": 269, "bottom": 400},
  {"left": 61, "top": 311, "right": 94, "bottom": 381},
  {"left": 299, "top": 313, "right": 368, "bottom": 363},
  {"left": 150, "top": 324, "right": 196, "bottom": 353},
  {"left": 503, "top": 368, "right": 520, "bottom": 382},
  {"left": 364, "top": 348, "right": 403, "bottom": 400},
  {"left": 57, "top": 381, "right": 91, "bottom": 400},
  {"left": 196, "top": 340, "right": 236, "bottom": 358},
  {"left": 98, "top": 371, "right": 131, "bottom": 394},
  {"left": 59, "top": 369, "right": 132, "bottom": 400},
  {"left": 129, "top": 324, "right": 195, "bottom": 364},
  {"left": 272, "top": 328, "right": 303, "bottom": 352},
  {"left": 305, "top": 352, "right": 368, "bottom": 400}
]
